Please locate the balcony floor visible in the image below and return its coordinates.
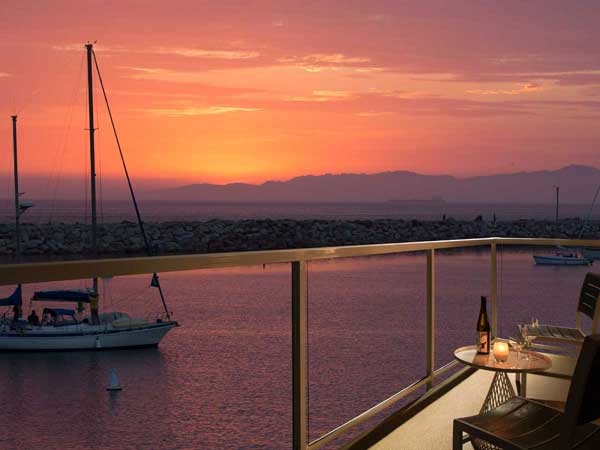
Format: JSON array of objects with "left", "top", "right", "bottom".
[{"left": 368, "top": 353, "right": 574, "bottom": 450}]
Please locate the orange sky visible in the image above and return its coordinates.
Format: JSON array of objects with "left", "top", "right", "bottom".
[{"left": 1, "top": 1, "right": 600, "bottom": 191}]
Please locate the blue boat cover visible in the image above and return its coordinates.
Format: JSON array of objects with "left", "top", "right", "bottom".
[
  {"left": 0, "top": 286, "right": 22, "bottom": 307},
  {"left": 43, "top": 308, "right": 76, "bottom": 317},
  {"left": 32, "top": 290, "right": 91, "bottom": 303}
]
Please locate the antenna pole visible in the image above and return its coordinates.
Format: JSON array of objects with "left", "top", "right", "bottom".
[
  {"left": 579, "top": 183, "right": 600, "bottom": 239},
  {"left": 555, "top": 186, "right": 559, "bottom": 222}
]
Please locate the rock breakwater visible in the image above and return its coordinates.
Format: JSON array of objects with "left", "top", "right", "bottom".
[{"left": 0, "top": 218, "right": 598, "bottom": 260}]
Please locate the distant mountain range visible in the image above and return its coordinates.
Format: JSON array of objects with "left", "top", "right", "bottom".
[{"left": 141, "top": 165, "right": 600, "bottom": 204}]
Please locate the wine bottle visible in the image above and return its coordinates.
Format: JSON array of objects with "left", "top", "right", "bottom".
[{"left": 476, "top": 296, "right": 491, "bottom": 354}]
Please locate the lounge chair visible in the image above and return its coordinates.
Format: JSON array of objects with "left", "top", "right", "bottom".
[{"left": 531, "top": 272, "right": 600, "bottom": 347}]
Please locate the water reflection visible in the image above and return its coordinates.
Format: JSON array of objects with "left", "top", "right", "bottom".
[
  {"left": 0, "top": 251, "right": 591, "bottom": 449},
  {"left": 0, "top": 349, "right": 172, "bottom": 450}
]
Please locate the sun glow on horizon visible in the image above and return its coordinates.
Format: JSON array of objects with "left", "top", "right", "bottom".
[{"left": 2, "top": 1, "right": 600, "bottom": 193}]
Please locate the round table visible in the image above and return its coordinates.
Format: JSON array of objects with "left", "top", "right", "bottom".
[
  {"left": 454, "top": 345, "right": 552, "bottom": 450},
  {"left": 455, "top": 345, "right": 552, "bottom": 373}
]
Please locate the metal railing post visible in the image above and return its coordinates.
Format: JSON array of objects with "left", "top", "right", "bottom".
[
  {"left": 292, "top": 261, "right": 308, "bottom": 450},
  {"left": 490, "top": 242, "right": 498, "bottom": 339},
  {"left": 426, "top": 249, "right": 435, "bottom": 389}
]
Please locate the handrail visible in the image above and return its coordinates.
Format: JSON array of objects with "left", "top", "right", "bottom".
[
  {"left": 495, "top": 237, "right": 600, "bottom": 246},
  {"left": 0, "top": 237, "right": 598, "bottom": 286}
]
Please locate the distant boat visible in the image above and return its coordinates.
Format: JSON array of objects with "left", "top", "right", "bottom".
[
  {"left": 0, "top": 44, "right": 178, "bottom": 351},
  {"left": 533, "top": 185, "right": 593, "bottom": 266},
  {"left": 583, "top": 248, "right": 600, "bottom": 261},
  {"left": 533, "top": 249, "right": 591, "bottom": 266},
  {"left": 387, "top": 197, "right": 446, "bottom": 206}
]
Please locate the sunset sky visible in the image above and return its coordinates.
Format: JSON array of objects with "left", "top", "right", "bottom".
[{"left": 1, "top": 0, "right": 600, "bottom": 192}]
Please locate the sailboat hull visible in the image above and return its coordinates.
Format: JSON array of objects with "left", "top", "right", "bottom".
[
  {"left": 583, "top": 248, "right": 600, "bottom": 261},
  {"left": 533, "top": 255, "right": 591, "bottom": 266},
  {"left": 0, "top": 322, "right": 177, "bottom": 351}
]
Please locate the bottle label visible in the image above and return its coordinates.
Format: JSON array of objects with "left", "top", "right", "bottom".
[{"left": 478, "top": 332, "right": 489, "bottom": 354}]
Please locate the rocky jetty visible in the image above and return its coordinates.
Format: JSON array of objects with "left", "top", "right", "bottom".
[{"left": 0, "top": 218, "right": 598, "bottom": 261}]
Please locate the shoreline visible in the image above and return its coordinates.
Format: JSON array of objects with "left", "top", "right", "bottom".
[{"left": 0, "top": 218, "right": 598, "bottom": 262}]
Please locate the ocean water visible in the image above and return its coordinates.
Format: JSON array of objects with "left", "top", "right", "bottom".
[
  {"left": 0, "top": 249, "right": 590, "bottom": 449},
  {"left": 0, "top": 199, "right": 598, "bottom": 223}
]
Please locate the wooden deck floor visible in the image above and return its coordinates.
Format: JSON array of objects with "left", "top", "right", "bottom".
[{"left": 368, "top": 354, "right": 574, "bottom": 450}]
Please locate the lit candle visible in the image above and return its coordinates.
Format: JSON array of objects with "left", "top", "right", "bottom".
[{"left": 493, "top": 341, "right": 509, "bottom": 363}]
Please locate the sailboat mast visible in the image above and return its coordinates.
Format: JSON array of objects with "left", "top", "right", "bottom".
[
  {"left": 86, "top": 43, "right": 98, "bottom": 294},
  {"left": 11, "top": 115, "right": 22, "bottom": 318},
  {"left": 11, "top": 115, "right": 21, "bottom": 263}
]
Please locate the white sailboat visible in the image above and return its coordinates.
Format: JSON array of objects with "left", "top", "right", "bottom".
[
  {"left": 533, "top": 186, "right": 592, "bottom": 266},
  {"left": 583, "top": 248, "right": 600, "bottom": 261},
  {"left": 0, "top": 44, "right": 178, "bottom": 350},
  {"left": 533, "top": 250, "right": 592, "bottom": 266}
]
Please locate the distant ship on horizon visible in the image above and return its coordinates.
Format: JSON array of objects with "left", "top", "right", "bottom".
[{"left": 386, "top": 196, "right": 446, "bottom": 206}]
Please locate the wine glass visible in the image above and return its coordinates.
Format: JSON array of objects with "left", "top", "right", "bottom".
[
  {"left": 511, "top": 325, "right": 526, "bottom": 362},
  {"left": 518, "top": 322, "right": 530, "bottom": 360}
]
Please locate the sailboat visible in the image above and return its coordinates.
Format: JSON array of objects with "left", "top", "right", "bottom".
[
  {"left": 582, "top": 248, "right": 600, "bottom": 261},
  {"left": 533, "top": 249, "right": 592, "bottom": 266},
  {"left": 533, "top": 186, "right": 591, "bottom": 266},
  {"left": 0, "top": 44, "right": 178, "bottom": 350}
]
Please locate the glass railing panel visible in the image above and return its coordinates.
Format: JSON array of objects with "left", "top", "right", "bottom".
[
  {"left": 435, "top": 248, "right": 491, "bottom": 370},
  {"left": 495, "top": 245, "right": 593, "bottom": 337},
  {"left": 306, "top": 253, "right": 427, "bottom": 446}
]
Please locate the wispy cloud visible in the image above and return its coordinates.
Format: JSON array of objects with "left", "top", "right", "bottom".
[
  {"left": 54, "top": 44, "right": 259, "bottom": 60},
  {"left": 467, "top": 82, "right": 543, "bottom": 96},
  {"left": 152, "top": 47, "right": 259, "bottom": 60},
  {"left": 139, "top": 106, "right": 262, "bottom": 117},
  {"left": 488, "top": 55, "right": 544, "bottom": 66},
  {"left": 0, "top": 72, "right": 11, "bottom": 78},
  {"left": 283, "top": 89, "right": 433, "bottom": 105},
  {"left": 278, "top": 53, "right": 372, "bottom": 72},
  {"left": 121, "top": 67, "right": 206, "bottom": 83},
  {"left": 313, "top": 90, "right": 355, "bottom": 99},
  {"left": 285, "top": 90, "right": 356, "bottom": 102},
  {"left": 303, "top": 54, "right": 371, "bottom": 65},
  {"left": 429, "top": 70, "right": 600, "bottom": 87},
  {"left": 366, "top": 88, "right": 433, "bottom": 99},
  {"left": 52, "top": 43, "right": 129, "bottom": 53},
  {"left": 356, "top": 111, "right": 395, "bottom": 117}
]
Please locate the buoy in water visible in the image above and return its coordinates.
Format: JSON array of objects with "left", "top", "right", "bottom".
[{"left": 107, "top": 368, "right": 122, "bottom": 391}]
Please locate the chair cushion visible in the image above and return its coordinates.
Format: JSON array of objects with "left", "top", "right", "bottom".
[{"left": 533, "top": 325, "right": 585, "bottom": 341}]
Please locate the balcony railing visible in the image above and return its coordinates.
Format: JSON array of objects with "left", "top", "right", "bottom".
[{"left": 0, "top": 236, "right": 598, "bottom": 449}]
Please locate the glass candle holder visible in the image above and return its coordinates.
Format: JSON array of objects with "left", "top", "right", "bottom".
[{"left": 493, "top": 341, "right": 509, "bottom": 363}]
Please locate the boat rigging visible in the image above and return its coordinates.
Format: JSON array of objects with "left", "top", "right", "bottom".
[{"left": 0, "top": 43, "right": 177, "bottom": 350}]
